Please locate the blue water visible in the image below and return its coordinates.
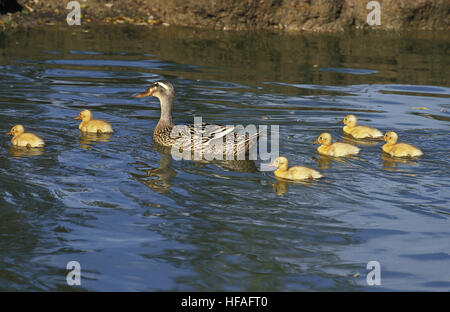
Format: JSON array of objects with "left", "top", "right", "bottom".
[{"left": 0, "top": 26, "right": 449, "bottom": 291}]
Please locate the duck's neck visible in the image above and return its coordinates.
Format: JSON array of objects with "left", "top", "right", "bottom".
[
  {"left": 382, "top": 142, "right": 393, "bottom": 153},
  {"left": 279, "top": 163, "right": 288, "bottom": 172},
  {"left": 318, "top": 144, "right": 331, "bottom": 154},
  {"left": 343, "top": 125, "right": 354, "bottom": 132},
  {"left": 157, "top": 95, "right": 174, "bottom": 127}
]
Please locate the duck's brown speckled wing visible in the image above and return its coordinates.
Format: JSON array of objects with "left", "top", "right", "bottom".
[{"left": 157, "top": 122, "right": 258, "bottom": 157}]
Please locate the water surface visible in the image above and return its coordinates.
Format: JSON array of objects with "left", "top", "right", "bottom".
[{"left": 0, "top": 26, "right": 449, "bottom": 291}]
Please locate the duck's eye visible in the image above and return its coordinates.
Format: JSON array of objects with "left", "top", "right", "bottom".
[{"left": 319, "top": 137, "right": 322, "bottom": 140}]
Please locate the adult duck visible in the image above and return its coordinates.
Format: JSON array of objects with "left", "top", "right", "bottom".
[{"left": 136, "top": 80, "right": 258, "bottom": 159}]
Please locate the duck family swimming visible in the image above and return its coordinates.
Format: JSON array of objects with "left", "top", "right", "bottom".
[{"left": 6, "top": 80, "right": 425, "bottom": 187}]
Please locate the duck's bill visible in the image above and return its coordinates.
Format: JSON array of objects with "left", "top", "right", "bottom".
[
  {"left": 74, "top": 116, "right": 81, "bottom": 120},
  {"left": 136, "top": 90, "right": 152, "bottom": 98},
  {"left": 312, "top": 140, "right": 319, "bottom": 145},
  {"left": 6, "top": 131, "right": 12, "bottom": 136}
]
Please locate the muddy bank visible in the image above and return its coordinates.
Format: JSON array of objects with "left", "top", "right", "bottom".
[{"left": 0, "top": 0, "right": 449, "bottom": 32}]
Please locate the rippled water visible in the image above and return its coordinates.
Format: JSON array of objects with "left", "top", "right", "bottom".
[{"left": 0, "top": 26, "right": 449, "bottom": 291}]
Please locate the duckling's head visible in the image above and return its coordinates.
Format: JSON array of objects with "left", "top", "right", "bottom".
[
  {"left": 343, "top": 114, "right": 357, "bottom": 127},
  {"left": 7, "top": 124, "right": 25, "bottom": 136},
  {"left": 270, "top": 156, "right": 289, "bottom": 170},
  {"left": 384, "top": 131, "right": 398, "bottom": 144},
  {"left": 136, "top": 80, "right": 175, "bottom": 101},
  {"left": 74, "top": 110, "right": 92, "bottom": 122},
  {"left": 313, "top": 133, "right": 332, "bottom": 146}
]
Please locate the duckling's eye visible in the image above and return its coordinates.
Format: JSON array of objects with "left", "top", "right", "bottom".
[{"left": 319, "top": 137, "right": 322, "bottom": 140}]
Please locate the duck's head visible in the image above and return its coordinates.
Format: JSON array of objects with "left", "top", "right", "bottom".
[
  {"left": 384, "top": 131, "right": 398, "bottom": 144},
  {"left": 269, "top": 156, "right": 289, "bottom": 170},
  {"left": 313, "top": 133, "right": 332, "bottom": 145},
  {"left": 7, "top": 124, "right": 25, "bottom": 136},
  {"left": 74, "top": 110, "right": 92, "bottom": 122},
  {"left": 136, "top": 81, "right": 175, "bottom": 101},
  {"left": 343, "top": 114, "right": 357, "bottom": 126}
]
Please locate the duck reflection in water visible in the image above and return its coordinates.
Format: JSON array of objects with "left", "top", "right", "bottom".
[
  {"left": 312, "top": 154, "right": 351, "bottom": 170},
  {"left": 9, "top": 145, "right": 44, "bottom": 158},
  {"left": 272, "top": 177, "right": 321, "bottom": 196},
  {"left": 132, "top": 151, "right": 177, "bottom": 194},
  {"left": 381, "top": 153, "right": 419, "bottom": 171},
  {"left": 134, "top": 144, "right": 258, "bottom": 193},
  {"left": 78, "top": 132, "right": 113, "bottom": 150}
]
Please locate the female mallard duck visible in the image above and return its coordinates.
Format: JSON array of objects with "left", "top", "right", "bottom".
[
  {"left": 136, "top": 80, "right": 258, "bottom": 158},
  {"left": 270, "top": 156, "right": 323, "bottom": 180},
  {"left": 313, "top": 132, "right": 360, "bottom": 157},
  {"left": 343, "top": 114, "right": 383, "bottom": 139},
  {"left": 74, "top": 109, "right": 114, "bottom": 134},
  {"left": 7, "top": 125, "right": 45, "bottom": 148},
  {"left": 382, "top": 131, "right": 423, "bottom": 157}
]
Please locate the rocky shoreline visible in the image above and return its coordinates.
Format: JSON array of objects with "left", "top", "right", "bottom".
[{"left": 0, "top": 0, "right": 449, "bottom": 32}]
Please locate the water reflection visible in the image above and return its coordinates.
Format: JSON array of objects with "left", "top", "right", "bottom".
[
  {"left": 78, "top": 132, "right": 113, "bottom": 150},
  {"left": 8, "top": 145, "right": 44, "bottom": 158},
  {"left": 133, "top": 144, "right": 259, "bottom": 194},
  {"left": 272, "top": 177, "right": 319, "bottom": 196},
  {"left": 312, "top": 154, "right": 355, "bottom": 170},
  {"left": 132, "top": 152, "right": 177, "bottom": 194},
  {"left": 381, "top": 153, "right": 420, "bottom": 170}
]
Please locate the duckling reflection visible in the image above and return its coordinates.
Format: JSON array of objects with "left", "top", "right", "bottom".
[
  {"left": 9, "top": 145, "right": 44, "bottom": 158},
  {"left": 272, "top": 176, "right": 321, "bottom": 196},
  {"left": 78, "top": 132, "right": 113, "bottom": 150},
  {"left": 312, "top": 154, "right": 349, "bottom": 170},
  {"left": 381, "top": 153, "right": 419, "bottom": 170},
  {"left": 132, "top": 152, "right": 177, "bottom": 194},
  {"left": 273, "top": 179, "right": 288, "bottom": 196}
]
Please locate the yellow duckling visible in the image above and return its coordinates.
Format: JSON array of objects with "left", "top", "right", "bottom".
[
  {"left": 74, "top": 109, "right": 113, "bottom": 134},
  {"left": 382, "top": 131, "right": 423, "bottom": 157},
  {"left": 313, "top": 132, "right": 360, "bottom": 157},
  {"left": 7, "top": 125, "right": 45, "bottom": 148},
  {"left": 269, "top": 156, "right": 323, "bottom": 180},
  {"left": 343, "top": 114, "right": 383, "bottom": 139}
]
